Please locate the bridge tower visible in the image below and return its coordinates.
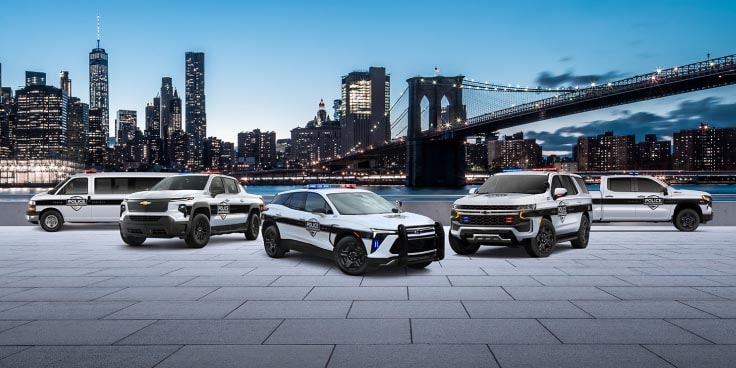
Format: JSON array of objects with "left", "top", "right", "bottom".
[{"left": 406, "top": 76, "right": 467, "bottom": 187}]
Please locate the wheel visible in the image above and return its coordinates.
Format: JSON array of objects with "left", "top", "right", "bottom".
[
  {"left": 407, "top": 261, "right": 432, "bottom": 269},
  {"left": 120, "top": 227, "right": 146, "bottom": 247},
  {"left": 334, "top": 235, "right": 369, "bottom": 276},
  {"left": 449, "top": 234, "right": 480, "bottom": 255},
  {"left": 262, "top": 224, "right": 286, "bottom": 258},
  {"left": 244, "top": 212, "right": 261, "bottom": 240},
  {"left": 524, "top": 218, "right": 556, "bottom": 257},
  {"left": 570, "top": 215, "right": 590, "bottom": 249},
  {"left": 185, "top": 213, "right": 210, "bottom": 248},
  {"left": 40, "top": 210, "right": 63, "bottom": 232},
  {"left": 674, "top": 208, "right": 700, "bottom": 232}
]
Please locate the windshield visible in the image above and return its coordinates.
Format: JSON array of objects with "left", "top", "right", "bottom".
[
  {"left": 49, "top": 178, "right": 70, "bottom": 194},
  {"left": 151, "top": 176, "right": 209, "bottom": 191},
  {"left": 327, "top": 192, "right": 396, "bottom": 215},
  {"left": 477, "top": 175, "right": 549, "bottom": 195}
]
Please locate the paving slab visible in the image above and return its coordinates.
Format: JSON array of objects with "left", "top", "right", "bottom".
[
  {"left": 412, "top": 319, "right": 559, "bottom": 344},
  {"left": 329, "top": 344, "right": 498, "bottom": 368},
  {"left": 0, "top": 288, "right": 120, "bottom": 302},
  {"left": 105, "top": 301, "right": 242, "bottom": 320},
  {"left": 265, "top": 319, "right": 411, "bottom": 344},
  {"left": 305, "top": 287, "right": 408, "bottom": 300},
  {"left": 181, "top": 275, "right": 279, "bottom": 287},
  {"left": 447, "top": 276, "right": 542, "bottom": 286},
  {"left": 408, "top": 287, "right": 512, "bottom": 300},
  {"left": 491, "top": 345, "right": 671, "bottom": 368},
  {"left": 0, "top": 320, "right": 153, "bottom": 345},
  {"left": 539, "top": 318, "right": 709, "bottom": 344},
  {"left": 118, "top": 319, "right": 281, "bottom": 345},
  {"left": 681, "top": 300, "right": 736, "bottom": 318},
  {"left": 600, "top": 286, "right": 725, "bottom": 300},
  {"left": 667, "top": 319, "right": 736, "bottom": 344},
  {"left": 503, "top": 286, "right": 619, "bottom": 300},
  {"left": 0, "top": 301, "right": 135, "bottom": 320},
  {"left": 348, "top": 301, "right": 469, "bottom": 319},
  {"left": 155, "top": 345, "right": 333, "bottom": 368},
  {"left": 98, "top": 287, "right": 216, "bottom": 301},
  {"left": 227, "top": 301, "right": 351, "bottom": 319},
  {"left": 571, "top": 300, "right": 716, "bottom": 318},
  {"left": 201, "top": 286, "right": 311, "bottom": 301},
  {"left": 645, "top": 345, "right": 736, "bottom": 368},
  {"left": 463, "top": 301, "right": 592, "bottom": 319},
  {"left": 0, "top": 345, "right": 180, "bottom": 368}
]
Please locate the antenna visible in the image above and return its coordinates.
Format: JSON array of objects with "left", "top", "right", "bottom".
[{"left": 96, "top": 15, "right": 100, "bottom": 48}]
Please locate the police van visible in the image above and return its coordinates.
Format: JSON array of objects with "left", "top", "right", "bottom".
[{"left": 27, "top": 172, "right": 175, "bottom": 232}]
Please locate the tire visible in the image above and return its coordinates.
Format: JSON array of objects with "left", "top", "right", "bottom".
[
  {"left": 524, "top": 218, "right": 556, "bottom": 257},
  {"left": 449, "top": 234, "right": 480, "bottom": 255},
  {"left": 40, "top": 210, "right": 63, "bottom": 232},
  {"left": 120, "top": 227, "right": 146, "bottom": 247},
  {"left": 334, "top": 235, "right": 369, "bottom": 276},
  {"left": 407, "top": 261, "right": 432, "bottom": 269},
  {"left": 262, "top": 224, "right": 286, "bottom": 258},
  {"left": 674, "top": 208, "right": 700, "bottom": 232},
  {"left": 570, "top": 215, "right": 590, "bottom": 249},
  {"left": 244, "top": 212, "right": 261, "bottom": 240},
  {"left": 185, "top": 213, "right": 210, "bottom": 248}
]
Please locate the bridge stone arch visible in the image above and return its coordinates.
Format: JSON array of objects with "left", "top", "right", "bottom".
[{"left": 406, "top": 76, "right": 467, "bottom": 187}]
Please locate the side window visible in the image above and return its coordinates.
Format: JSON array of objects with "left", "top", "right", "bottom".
[
  {"left": 285, "top": 192, "right": 307, "bottom": 211},
  {"left": 634, "top": 178, "right": 664, "bottom": 193},
  {"left": 94, "top": 178, "right": 114, "bottom": 194},
  {"left": 560, "top": 176, "right": 578, "bottom": 195},
  {"left": 271, "top": 193, "right": 291, "bottom": 205},
  {"left": 550, "top": 176, "right": 563, "bottom": 193},
  {"left": 573, "top": 177, "right": 589, "bottom": 194},
  {"left": 59, "top": 178, "right": 88, "bottom": 195},
  {"left": 305, "top": 193, "right": 330, "bottom": 213},
  {"left": 608, "top": 178, "right": 632, "bottom": 192},
  {"left": 209, "top": 177, "right": 225, "bottom": 195},
  {"left": 224, "top": 178, "right": 240, "bottom": 194}
]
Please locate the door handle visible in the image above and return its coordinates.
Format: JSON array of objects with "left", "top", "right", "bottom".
[
  {"left": 225, "top": 199, "right": 230, "bottom": 203},
  {"left": 299, "top": 218, "right": 306, "bottom": 221},
  {"left": 637, "top": 195, "right": 645, "bottom": 198},
  {"left": 604, "top": 195, "right": 614, "bottom": 198}
]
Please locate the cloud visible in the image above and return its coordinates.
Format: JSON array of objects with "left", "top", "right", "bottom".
[
  {"left": 534, "top": 70, "right": 628, "bottom": 88},
  {"left": 558, "top": 56, "right": 573, "bottom": 63},
  {"left": 524, "top": 96, "right": 736, "bottom": 156}
]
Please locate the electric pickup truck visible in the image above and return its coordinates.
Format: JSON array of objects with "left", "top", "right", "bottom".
[{"left": 591, "top": 175, "right": 713, "bottom": 231}]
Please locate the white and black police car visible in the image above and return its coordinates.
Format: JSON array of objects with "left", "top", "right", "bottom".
[
  {"left": 119, "top": 174, "right": 264, "bottom": 248},
  {"left": 450, "top": 171, "right": 593, "bottom": 257},
  {"left": 261, "top": 184, "right": 445, "bottom": 275}
]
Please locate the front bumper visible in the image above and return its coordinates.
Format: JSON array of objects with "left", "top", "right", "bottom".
[
  {"left": 120, "top": 214, "right": 187, "bottom": 238},
  {"left": 369, "top": 222, "right": 445, "bottom": 266},
  {"left": 702, "top": 212, "right": 713, "bottom": 223},
  {"left": 450, "top": 218, "right": 536, "bottom": 244},
  {"left": 26, "top": 210, "right": 38, "bottom": 224}
]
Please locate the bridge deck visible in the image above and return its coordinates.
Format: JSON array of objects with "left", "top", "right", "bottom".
[{"left": 0, "top": 225, "right": 733, "bottom": 367}]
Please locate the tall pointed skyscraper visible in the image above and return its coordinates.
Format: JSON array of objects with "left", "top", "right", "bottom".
[
  {"left": 185, "top": 52, "right": 206, "bottom": 168},
  {"left": 89, "top": 15, "right": 109, "bottom": 164}
]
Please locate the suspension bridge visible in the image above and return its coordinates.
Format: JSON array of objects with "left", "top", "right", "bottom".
[{"left": 316, "top": 53, "right": 736, "bottom": 186}]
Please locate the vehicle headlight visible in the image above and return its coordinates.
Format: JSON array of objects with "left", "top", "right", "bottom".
[
  {"left": 702, "top": 195, "right": 712, "bottom": 203},
  {"left": 370, "top": 229, "right": 396, "bottom": 254},
  {"left": 518, "top": 204, "right": 536, "bottom": 211},
  {"left": 451, "top": 208, "right": 460, "bottom": 219},
  {"left": 28, "top": 200, "right": 35, "bottom": 206},
  {"left": 170, "top": 197, "right": 195, "bottom": 202}
]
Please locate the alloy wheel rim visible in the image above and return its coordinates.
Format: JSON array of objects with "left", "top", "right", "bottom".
[
  {"left": 264, "top": 230, "right": 276, "bottom": 254},
  {"left": 581, "top": 218, "right": 590, "bottom": 243},
  {"left": 194, "top": 220, "right": 208, "bottom": 242},
  {"left": 251, "top": 216, "right": 260, "bottom": 234},
  {"left": 682, "top": 213, "right": 696, "bottom": 229},
  {"left": 537, "top": 226, "right": 553, "bottom": 253},
  {"left": 339, "top": 242, "right": 366, "bottom": 270},
  {"left": 45, "top": 215, "right": 58, "bottom": 228}
]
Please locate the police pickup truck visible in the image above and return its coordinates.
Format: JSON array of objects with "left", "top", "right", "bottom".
[
  {"left": 451, "top": 171, "right": 593, "bottom": 257},
  {"left": 591, "top": 175, "right": 713, "bottom": 231},
  {"left": 119, "top": 174, "right": 264, "bottom": 248}
]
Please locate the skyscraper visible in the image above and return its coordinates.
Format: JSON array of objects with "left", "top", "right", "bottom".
[
  {"left": 237, "top": 129, "right": 277, "bottom": 171},
  {"left": 25, "top": 71, "right": 47, "bottom": 87},
  {"left": 116, "top": 110, "right": 137, "bottom": 146},
  {"left": 89, "top": 18, "right": 109, "bottom": 160},
  {"left": 575, "top": 131, "right": 636, "bottom": 171},
  {"left": 674, "top": 123, "right": 736, "bottom": 171},
  {"left": 14, "top": 84, "right": 67, "bottom": 160},
  {"left": 143, "top": 97, "right": 162, "bottom": 166},
  {"left": 59, "top": 71, "right": 72, "bottom": 97},
  {"left": 160, "top": 77, "right": 174, "bottom": 165},
  {"left": 339, "top": 66, "right": 390, "bottom": 154},
  {"left": 67, "top": 97, "right": 89, "bottom": 164},
  {"left": 87, "top": 108, "right": 107, "bottom": 167},
  {"left": 185, "top": 52, "right": 206, "bottom": 168}
]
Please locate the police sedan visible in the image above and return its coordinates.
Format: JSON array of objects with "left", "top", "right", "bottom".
[{"left": 261, "top": 184, "right": 445, "bottom": 275}]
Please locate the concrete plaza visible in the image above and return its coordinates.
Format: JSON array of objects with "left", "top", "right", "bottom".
[{"left": 0, "top": 224, "right": 733, "bottom": 367}]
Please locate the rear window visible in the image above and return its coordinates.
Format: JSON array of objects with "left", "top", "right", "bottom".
[
  {"left": 608, "top": 178, "right": 632, "bottom": 192},
  {"left": 634, "top": 178, "right": 664, "bottom": 192},
  {"left": 271, "top": 193, "right": 290, "bottom": 205},
  {"left": 94, "top": 177, "right": 163, "bottom": 195},
  {"left": 560, "top": 176, "right": 578, "bottom": 195},
  {"left": 285, "top": 192, "right": 307, "bottom": 211}
]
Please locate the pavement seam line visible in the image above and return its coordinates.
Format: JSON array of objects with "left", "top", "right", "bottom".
[
  {"left": 267, "top": 276, "right": 282, "bottom": 287},
  {"left": 692, "top": 286, "right": 729, "bottom": 299},
  {"left": 96, "top": 301, "right": 140, "bottom": 320},
  {"left": 536, "top": 318, "right": 564, "bottom": 344},
  {"left": 593, "top": 286, "right": 623, "bottom": 300},
  {"left": 0, "top": 345, "right": 34, "bottom": 363},
  {"left": 323, "top": 344, "right": 337, "bottom": 368},
  {"left": 662, "top": 318, "right": 718, "bottom": 344},
  {"left": 639, "top": 344, "right": 679, "bottom": 368},
  {"left": 345, "top": 300, "right": 355, "bottom": 319},
  {"left": 110, "top": 319, "right": 158, "bottom": 345},
  {"left": 675, "top": 300, "right": 722, "bottom": 318},
  {"left": 486, "top": 344, "right": 503, "bottom": 368},
  {"left": 567, "top": 300, "right": 596, "bottom": 318},
  {"left": 222, "top": 299, "right": 249, "bottom": 319},
  {"left": 459, "top": 300, "right": 472, "bottom": 319},
  {"left": 260, "top": 319, "right": 286, "bottom": 344},
  {"left": 151, "top": 344, "right": 186, "bottom": 368},
  {"left": 196, "top": 286, "right": 222, "bottom": 301}
]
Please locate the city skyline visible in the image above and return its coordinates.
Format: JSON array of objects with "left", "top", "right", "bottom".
[{"left": 1, "top": 0, "right": 735, "bottom": 151}]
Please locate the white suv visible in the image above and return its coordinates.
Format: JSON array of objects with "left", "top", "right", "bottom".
[
  {"left": 119, "top": 174, "right": 263, "bottom": 248},
  {"left": 261, "top": 185, "right": 445, "bottom": 275},
  {"left": 450, "top": 171, "right": 593, "bottom": 257}
]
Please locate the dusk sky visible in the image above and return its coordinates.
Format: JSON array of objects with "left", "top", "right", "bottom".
[{"left": 1, "top": 0, "right": 735, "bottom": 155}]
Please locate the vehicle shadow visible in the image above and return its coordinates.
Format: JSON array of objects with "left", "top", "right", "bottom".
[
  {"left": 469, "top": 244, "right": 576, "bottom": 259},
  {"left": 119, "top": 236, "right": 254, "bottom": 251}
]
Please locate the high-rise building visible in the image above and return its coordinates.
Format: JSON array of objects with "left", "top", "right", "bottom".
[
  {"left": 332, "top": 99, "right": 342, "bottom": 122},
  {"left": 67, "top": 97, "right": 89, "bottom": 164},
  {"left": 143, "top": 98, "right": 162, "bottom": 166},
  {"left": 220, "top": 141, "right": 235, "bottom": 171},
  {"left": 237, "top": 129, "right": 277, "bottom": 171},
  {"left": 159, "top": 77, "right": 174, "bottom": 165},
  {"left": 14, "top": 85, "right": 67, "bottom": 160},
  {"left": 673, "top": 123, "right": 736, "bottom": 171},
  {"left": 575, "top": 131, "right": 635, "bottom": 171},
  {"left": 276, "top": 138, "right": 291, "bottom": 169},
  {"left": 0, "top": 86, "right": 13, "bottom": 159},
  {"left": 115, "top": 110, "right": 137, "bottom": 146},
  {"left": 488, "top": 132, "right": 542, "bottom": 169},
  {"left": 59, "top": 71, "right": 72, "bottom": 97},
  {"left": 290, "top": 111, "right": 342, "bottom": 168},
  {"left": 637, "top": 134, "right": 671, "bottom": 170},
  {"left": 465, "top": 135, "right": 489, "bottom": 172},
  {"left": 87, "top": 107, "right": 107, "bottom": 167},
  {"left": 203, "top": 136, "right": 221, "bottom": 170},
  {"left": 25, "top": 71, "right": 47, "bottom": 87},
  {"left": 185, "top": 52, "right": 206, "bottom": 168},
  {"left": 339, "top": 66, "right": 390, "bottom": 153},
  {"left": 89, "top": 31, "right": 109, "bottom": 154}
]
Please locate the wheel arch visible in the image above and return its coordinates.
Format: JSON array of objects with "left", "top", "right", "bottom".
[
  {"left": 191, "top": 202, "right": 211, "bottom": 219},
  {"left": 673, "top": 202, "right": 702, "bottom": 221}
]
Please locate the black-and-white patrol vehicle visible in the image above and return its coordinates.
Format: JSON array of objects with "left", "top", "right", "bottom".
[
  {"left": 27, "top": 172, "right": 174, "bottom": 232},
  {"left": 261, "top": 184, "right": 445, "bottom": 275},
  {"left": 591, "top": 175, "right": 713, "bottom": 231},
  {"left": 119, "top": 174, "right": 264, "bottom": 248},
  {"left": 450, "top": 171, "right": 593, "bottom": 257}
]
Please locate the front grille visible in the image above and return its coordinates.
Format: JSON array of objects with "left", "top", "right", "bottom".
[
  {"left": 459, "top": 215, "right": 520, "bottom": 226},
  {"left": 150, "top": 229, "right": 167, "bottom": 235},
  {"left": 456, "top": 205, "right": 520, "bottom": 211},
  {"left": 129, "top": 216, "right": 163, "bottom": 222},
  {"left": 127, "top": 200, "right": 169, "bottom": 212},
  {"left": 129, "top": 228, "right": 143, "bottom": 234},
  {"left": 390, "top": 237, "right": 438, "bottom": 254}
]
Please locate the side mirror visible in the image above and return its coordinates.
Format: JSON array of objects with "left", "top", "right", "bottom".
[
  {"left": 469, "top": 188, "right": 478, "bottom": 195},
  {"left": 553, "top": 188, "right": 567, "bottom": 199},
  {"left": 662, "top": 187, "right": 669, "bottom": 196},
  {"left": 395, "top": 200, "right": 403, "bottom": 208}
]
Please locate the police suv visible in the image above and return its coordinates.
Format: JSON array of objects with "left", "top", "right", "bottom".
[
  {"left": 27, "top": 172, "right": 174, "bottom": 232},
  {"left": 119, "top": 174, "right": 264, "bottom": 248},
  {"left": 591, "top": 175, "right": 713, "bottom": 231},
  {"left": 261, "top": 184, "right": 445, "bottom": 275},
  {"left": 450, "top": 171, "right": 593, "bottom": 257}
]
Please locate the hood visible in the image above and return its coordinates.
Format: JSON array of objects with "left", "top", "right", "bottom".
[
  {"left": 669, "top": 188, "right": 709, "bottom": 198},
  {"left": 454, "top": 192, "right": 542, "bottom": 206},
  {"left": 126, "top": 190, "right": 204, "bottom": 200},
  {"left": 342, "top": 212, "right": 435, "bottom": 230}
]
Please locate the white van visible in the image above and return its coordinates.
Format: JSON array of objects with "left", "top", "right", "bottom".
[{"left": 27, "top": 172, "right": 175, "bottom": 232}]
